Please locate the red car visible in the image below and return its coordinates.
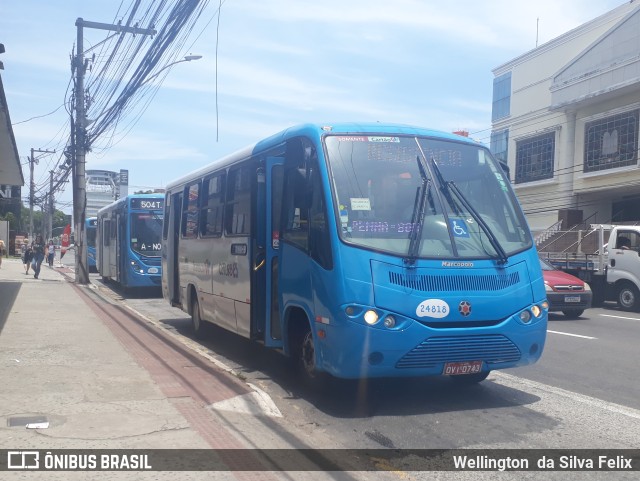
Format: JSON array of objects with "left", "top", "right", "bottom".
[{"left": 540, "top": 258, "right": 592, "bottom": 319}]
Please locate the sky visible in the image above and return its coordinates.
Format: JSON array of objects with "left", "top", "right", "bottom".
[{"left": 1, "top": 0, "right": 628, "bottom": 215}]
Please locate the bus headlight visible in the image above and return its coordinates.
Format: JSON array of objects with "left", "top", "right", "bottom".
[
  {"left": 519, "top": 310, "right": 532, "bottom": 324},
  {"left": 364, "top": 310, "right": 379, "bottom": 325},
  {"left": 383, "top": 316, "right": 396, "bottom": 328},
  {"left": 531, "top": 305, "right": 542, "bottom": 318},
  {"left": 130, "top": 261, "right": 143, "bottom": 273}
]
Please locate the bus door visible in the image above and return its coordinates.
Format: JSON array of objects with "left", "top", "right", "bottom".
[
  {"left": 106, "top": 216, "right": 117, "bottom": 279},
  {"left": 168, "top": 192, "right": 182, "bottom": 306},
  {"left": 254, "top": 156, "right": 284, "bottom": 347},
  {"left": 117, "top": 212, "right": 125, "bottom": 284}
]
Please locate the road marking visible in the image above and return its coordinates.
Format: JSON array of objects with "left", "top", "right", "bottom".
[
  {"left": 208, "top": 386, "right": 282, "bottom": 417},
  {"left": 600, "top": 314, "right": 640, "bottom": 321},
  {"left": 547, "top": 329, "right": 596, "bottom": 339},
  {"left": 494, "top": 371, "right": 640, "bottom": 421}
]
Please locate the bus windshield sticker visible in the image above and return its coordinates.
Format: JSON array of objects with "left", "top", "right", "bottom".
[
  {"left": 350, "top": 198, "right": 371, "bottom": 211},
  {"left": 368, "top": 136, "right": 400, "bottom": 143},
  {"left": 449, "top": 218, "right": 469, "bottom": 238},
  {"left": 334, "top": 136, "right": 367, "bottom": 142},
  {"left": 416, "top": 299, "right": 449, "bottom": 318},
  {"left": 495, "top": 173, "right": 509, "bottom": 192},
  {"left": 339, "top": 204, "right": 349, "bottom": 223}
]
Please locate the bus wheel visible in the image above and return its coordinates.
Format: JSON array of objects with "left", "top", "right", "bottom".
[
  {"left": 617, "top": 283, "right": 640, "bottom": 311},
  {"left": 450, "top": 371, "right": 490, "bottom": 385},
  {"left": 294, "top": 324, "right": 327, "bottom": 390},
  {"left": 300, "top": 329, "right": 317, "bottom": 380},
  {"left": 191, "top": 296, "right": 207, "bottom": 339}
]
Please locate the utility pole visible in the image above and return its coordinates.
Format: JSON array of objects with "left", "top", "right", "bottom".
[
  {"left": 73, "top": 18, "right": 155, "bottom": 284},
  {"left": 48, "top": 170, "right": 55, "bottom": 240},
  {"left": 29, "top": 148, "right": 55, "bottom": 241}
]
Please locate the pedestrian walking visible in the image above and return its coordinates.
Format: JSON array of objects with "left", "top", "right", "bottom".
[
  {"left": 31, "top": 235, "right": 45, "bottom": 279},
  {"left": 22, "top": 240, "right": 33, "bottom": 274},
  {"left": 47, "top": 239, "right": 55, "bottom": 267},
  {"left": 0, "top": 239, "right": 5, "bottom": 269}
]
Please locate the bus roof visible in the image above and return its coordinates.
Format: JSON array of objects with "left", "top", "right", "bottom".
[{"left": 165, "top": 122, "right": 483, "bottom": 191}]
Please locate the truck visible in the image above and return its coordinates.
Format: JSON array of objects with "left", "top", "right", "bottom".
[{"left": 540, "top": 225, "right": 640, "bottom": 311}]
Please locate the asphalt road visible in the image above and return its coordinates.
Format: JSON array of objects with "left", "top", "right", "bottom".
[
  {"left": 507, "top": 306, "right": 640, "bottom": 411},
  {"left": 78, "top": 263, "right": 640, "bottom": 479},
  {"left": 46, "top": 248, "right": 640, "bottom": 481}
]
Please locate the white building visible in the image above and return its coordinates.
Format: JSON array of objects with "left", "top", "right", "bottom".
[
  {"left": 86, "top": 170, "right": 118, "bottom": 218},
  {"left": 490, "top": 1, "right": 640, "bottom": 236}
]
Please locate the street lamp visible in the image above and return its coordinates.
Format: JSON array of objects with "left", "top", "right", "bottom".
[{"left": 144, "top": 54, "right": 203, "bottom": 85}]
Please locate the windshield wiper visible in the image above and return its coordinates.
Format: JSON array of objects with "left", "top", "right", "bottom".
[
  {"left": 405, "top": 156, "right": 431, "bottom": 266},
  {"left": 429, "top": 157, "right": 509, "bottom": 265}
]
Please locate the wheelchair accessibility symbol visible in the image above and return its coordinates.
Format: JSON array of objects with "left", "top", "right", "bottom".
[{"left": 450, "top": 219, "right": 469, "bottom": 238}]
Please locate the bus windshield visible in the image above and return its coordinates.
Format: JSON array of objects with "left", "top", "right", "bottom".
[
  {"left": 324, "top": 135, "right": 531, "bottom": 260},
  {"left": 130, "top": 213, "right": 162, "bottom": 256}
]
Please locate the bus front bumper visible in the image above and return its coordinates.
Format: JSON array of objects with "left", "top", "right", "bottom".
[{"left": 314, "top": 311, "right": 547, "bottom": 379}]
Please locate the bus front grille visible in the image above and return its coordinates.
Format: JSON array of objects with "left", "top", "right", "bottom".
[
  {"left": 396, "top": 334, "right": 521, "bottom": 369},
  {"left": 388, "top": 271, "right": 521, "bottom": 292}
]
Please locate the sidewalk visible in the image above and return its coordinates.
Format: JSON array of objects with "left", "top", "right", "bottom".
[
  {"left": 0, "top": 257, "right": 322, "bottom": 478},
  {"left": 0, "top": 256, "right": 203, "bottom": 445}
]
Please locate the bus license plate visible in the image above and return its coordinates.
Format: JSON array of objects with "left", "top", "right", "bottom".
[
  {"left": 443, "top": 360, "right": 483, "bottom": 375},
  {"left": 564, "top": 296, "right": 581, "bottom": 303}
]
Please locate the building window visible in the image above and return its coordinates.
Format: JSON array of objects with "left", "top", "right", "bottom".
[
  {"left": 490, "top": 129, "right": 509, "bottom": 165},
  {"left": 492, "top": 72, "right": 511, "bottom": 122},
  {"left": 515, "top": 132, "right": 555, "bottom": 184},
  {"left": 584, "top": 110, "right": 638, "bottom": 173}
]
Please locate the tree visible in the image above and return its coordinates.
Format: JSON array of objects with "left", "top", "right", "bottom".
[{"left": 0, "top": 211, "right": 17, "bottom": 231}]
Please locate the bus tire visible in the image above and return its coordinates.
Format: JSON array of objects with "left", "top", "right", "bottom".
[
  {"left": 450, "top": 371, "right": 490, "bottom": 385},
  {"left": 291, "top": 321, "right": 327, "bottom": 390},
  {"left": 617, "top": 282, "right": 640, "bottom": 312},
  {"left": 191, "top": 296, "right": 207, "bottom": 339}
]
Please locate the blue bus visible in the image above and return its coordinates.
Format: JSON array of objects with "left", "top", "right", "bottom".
[
  {"left": 161, "top": 123, "right": 548, "bottom": 384},
  {"left": 86, "top": 217, "right": 98, "bottom": 272},
  {"left": 97, "top": 194, "right": 164, "bottom": 290}
]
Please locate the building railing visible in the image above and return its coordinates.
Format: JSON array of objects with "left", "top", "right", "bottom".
[
  {"left": 534, "top": 220, "right": 563, "bottom": 246},
  {"left": 536, "top": 212, "right": 599, "bottom": 253}
]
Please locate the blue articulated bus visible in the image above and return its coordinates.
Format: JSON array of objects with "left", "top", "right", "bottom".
[
  {"left": 86, "top": 217, "right": 98, "bottom": 272},
  {"left": 161, "top": 123, "right": 548, "bottom": 384},
  {"left": 97, "top": 193, "right": 164, "bottom": 290}
]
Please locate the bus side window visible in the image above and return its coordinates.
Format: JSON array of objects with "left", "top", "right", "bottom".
[
  {"left": 225, "top": 164, "right": 252, "bottom": 236},
  {"left": 201, "top": 173, "right": 225, "bottom": 237},
  {"left": 182, "top": 182, "right": 200, "bottom": 238},
  {"left": 309, "top": 168, "right": 332, "bottom": 269},
  {"left": 282, "top": 167, "right": 309, "bottom": 251},
  {"left": 282, "top": 137, "right": 311, "bottom": 251}
]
